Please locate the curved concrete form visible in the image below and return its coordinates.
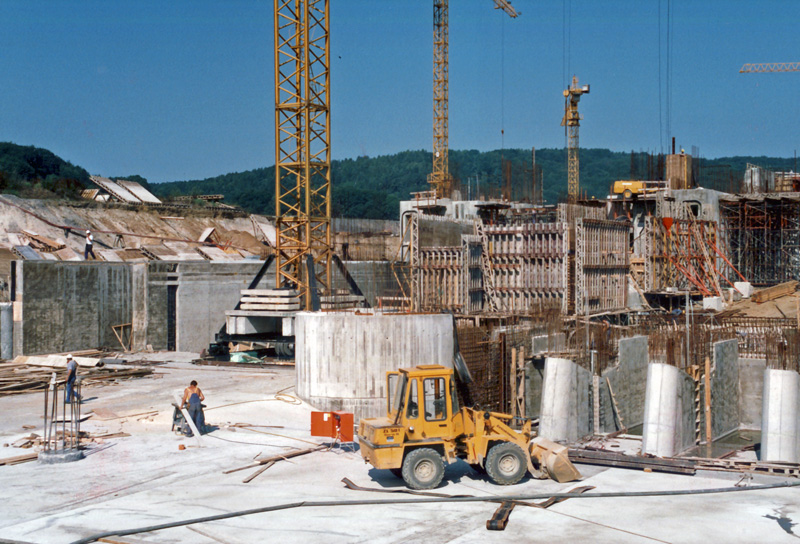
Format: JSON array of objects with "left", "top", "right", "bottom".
[
  {"left": 295, "top": 310, "right": 454, "bottom": 420},
  {"left": 642, "top": 363, "right": 694, "bottom": 458},
  {"left": 761, "top": 369, "right": 800, "bottom": 463},
  {"left": 539, "top": 357, "right": 591, "bottom": 442}
]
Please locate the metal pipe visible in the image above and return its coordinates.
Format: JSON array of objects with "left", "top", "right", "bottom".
[{"left": 69, "top": 480, "right": 800, "bottom": 544}]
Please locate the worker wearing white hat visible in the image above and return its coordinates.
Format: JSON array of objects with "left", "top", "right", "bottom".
[{"left": 84, "top": 230, "right": 96, "bottom": 260}]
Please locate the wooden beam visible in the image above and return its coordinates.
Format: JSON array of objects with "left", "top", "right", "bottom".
[{"left": 752, "top": 281, "right": 798, "bottom": 304}]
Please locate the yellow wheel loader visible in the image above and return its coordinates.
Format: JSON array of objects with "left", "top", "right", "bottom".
[{"left": 357, "top": 365, "right": 581, "bottom": 490}]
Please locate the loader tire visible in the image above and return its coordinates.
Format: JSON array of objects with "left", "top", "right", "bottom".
[
  {"left": 486, "top": 442, "right": 527, "bottom": 485},
  {"left": 402, "top": 448, "right": 445, "bottom": 490}
]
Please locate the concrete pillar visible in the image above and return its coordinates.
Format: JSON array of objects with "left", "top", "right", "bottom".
[
  {"left": 761, "top": 369, "right": 800, "bottom": 463},
  {"left": 539, "top": 357, "right": 591, "bottom": 442},
  {"left": 0, "top": 302, "right": 12, "bottom": 360},
  {"left": 641, "top": 363, "right": 695, "bottom": 457}
]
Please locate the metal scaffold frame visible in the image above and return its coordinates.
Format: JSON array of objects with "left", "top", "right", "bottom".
[
  {"left": 274, "top": 0, "right": 332, "bottom": 308},
  {"left": 720, "top": 197, "right": 800, "bottom": 286}
]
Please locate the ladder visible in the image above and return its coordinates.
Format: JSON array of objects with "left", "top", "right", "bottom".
[{"left": 476, "top": 220, "right": 499, "bottom": 312}]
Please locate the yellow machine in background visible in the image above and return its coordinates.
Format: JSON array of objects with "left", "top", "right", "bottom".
[
  {"left": 612, "top": 180, "right": 666, "bottom": 199},
  {"left": 357, "top": 365, "right": 581, "bottom": 490}
]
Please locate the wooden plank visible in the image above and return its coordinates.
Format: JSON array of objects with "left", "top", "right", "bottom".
[
  {"left": 243, "top": 460, "right": 275, "bottom": 483},
  {"left": 223, "top": 445, "right": 325, "bottom": 474},
  {"left": 752, "top": 280, "right": 799, "bottom": 303}
]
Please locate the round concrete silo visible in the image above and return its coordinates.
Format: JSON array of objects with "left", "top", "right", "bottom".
[
  {"left": 295, "top": 310, "right": 454, "bottom": 421},
  {"left": 761, "top": 368, "right": 800, "bottom": 463}
]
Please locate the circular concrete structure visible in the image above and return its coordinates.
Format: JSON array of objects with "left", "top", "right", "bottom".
[
  {"left": 295, "top": 310, "right": 454, "bottom": 421},
  {"left": 761, "top": 368, "right": 800, "bottom": 463}
]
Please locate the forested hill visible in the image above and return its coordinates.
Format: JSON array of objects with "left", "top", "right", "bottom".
[
  {"left": 151, "top": 148, "right": 800, "bottom": 220},
  {"left": 0, "top": 142, "right": 90, "bottom": 198}
]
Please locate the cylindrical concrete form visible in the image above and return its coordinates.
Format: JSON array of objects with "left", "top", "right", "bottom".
[
  {"left": 295, "top": 311, "right": 454, "bottom": 421},
  {"left": 539, "top": 357, "right": 586, "bottom": 443},
  {"left": 0, "top": 303, "right": 12, "bottom": 360},
  {"left": 761, "top": 369, "right": 800, "bottom": 463},
  {"left": 642, "top": 363, "right": 683, "bottom": 458}
]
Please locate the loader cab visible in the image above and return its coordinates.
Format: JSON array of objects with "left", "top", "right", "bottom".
[{"left": 387, "top": 365, "right": 459, "bottom": 441}]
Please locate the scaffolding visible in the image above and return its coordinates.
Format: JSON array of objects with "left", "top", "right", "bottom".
[{"left": 720, "top": 196, "right": 800, "bottom": 286}]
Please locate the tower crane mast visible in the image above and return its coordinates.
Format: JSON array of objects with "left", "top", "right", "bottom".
[
  {"left": 428, "top": 1, "right": 517, "bottom": 200},
  {"left": 561, "top": 75, "right": 590, "bottom": 202},
  {"left": 273, "top": 0, "right": 332, "bottom": 310}
]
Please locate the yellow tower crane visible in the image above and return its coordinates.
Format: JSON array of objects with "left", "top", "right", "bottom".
[
  {"left": 428, "top": 0, "right": 518, "bottom": 200},
  {"left": 273, "top": 0, "right": 332, "bottom": 310},
  {"left": 561, "top": 75, "right": 590, "bottom": 202}
]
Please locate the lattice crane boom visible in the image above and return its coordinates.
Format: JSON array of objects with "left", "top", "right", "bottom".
[
  {"left": 740, "top": 63, "right": 800, "bottom": 73},
  {"left": 561, "top": 75, "right": 590, "bottom": 202},
  {"left": 428, "top": 0, "right": 518, "bottom": 200},
  {"left": 274, "top": 0, "right": 332, "bottom": 310}
]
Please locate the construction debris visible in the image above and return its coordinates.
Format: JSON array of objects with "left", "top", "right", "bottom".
[{"left": 0, "top": 360, "right": 154, "bottom": 396}]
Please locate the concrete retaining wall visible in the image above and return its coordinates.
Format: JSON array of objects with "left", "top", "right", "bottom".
[
  {"left": 711, "top": 339, "right": 739, "bottom": 440},
  {"left": 539, "top": 357, "right": 591, "bottom": 442},
  {"left": 0, "top": 302, "right": 12, "bottom": 359},
  {"left": 12, "top": 260, "right": 269, "bottom": 356},
  {"left": 601, "top": 335, "right": 648, "bottom": 433},
  {"left": 14, "top": 261, "right": 132, "bottom": 355},
  {"left": 641, "top": 363, "right": 695, "bottom": 457},
  {"left": 295, "top": 311, "right": 454, "bottom": 420},
  {"left": 739, "top": 358, "right": 766, "bottom": 430}
]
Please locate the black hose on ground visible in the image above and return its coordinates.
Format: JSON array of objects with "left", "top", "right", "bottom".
[{"left": 69, "top": 479, "right": 800, "bottom": 544}]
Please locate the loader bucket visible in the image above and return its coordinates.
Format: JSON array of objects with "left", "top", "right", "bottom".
[{"left": 528, "top": 436, "right": 582, "bottom": 483}]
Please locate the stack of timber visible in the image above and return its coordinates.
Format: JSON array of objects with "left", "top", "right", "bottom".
[
  {"left": 568, "top": 447, "right": 696, "bottom": 475},
  {"left": 752, "top": 281, "right": 798, "bottom": 304},
  {"left": 239, "top": 289, "right": 301, "bottom": 311},
  {"left": 0, "top": 360, "right": 154, "bottom": 396}
]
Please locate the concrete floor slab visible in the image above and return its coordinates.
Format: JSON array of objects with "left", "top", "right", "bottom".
[{"left": 1, "top": 354, "right": 800, "bottom": 543}]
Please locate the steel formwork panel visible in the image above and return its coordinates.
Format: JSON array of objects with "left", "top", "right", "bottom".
[{"left": 575, "top": 218, "right": 630, "bottom": 314}]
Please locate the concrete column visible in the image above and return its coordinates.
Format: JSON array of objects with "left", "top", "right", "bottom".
[
  {"left": 761, "top": 369, "right": 800, "bottom": 463},
  {"left": 539, "top": 357, "right": 591, "bottom": 442},
  {"left": 641, "top": 363, "right": 694, "bottom": 457},
  {"left": 0, "top": 302, "right": 12, "bottom": 360}
]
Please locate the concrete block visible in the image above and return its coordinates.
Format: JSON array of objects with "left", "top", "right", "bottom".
[
  {"left": 702, "top": 297, "right": 724, "bottom": 311},
  {"left": 711, "top": 339, "right": 739, "bottom": 440},
  {"left": 734, "top": 282, "right": 753, "bottom": 298}
]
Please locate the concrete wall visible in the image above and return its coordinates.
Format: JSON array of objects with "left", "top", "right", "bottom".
[
  {"left": 334, "top": 261, "right": 399, "bottom": 309},
  {"left": 641, "top": 363, "right": 696, "bottom": 457},
  {"left": 174, "top": 262, "right": 265, "bottom": 352},
  {"left": 539, "top": 357, "right": 591, "bottom": 442},
  {"left": 601, "top": 335, "right": 648, "bottom": 433},
  {"left": 14, "top": 260, "right": 132, "bottom": 355},
  {"left": 739, "top": 358, "right": 766, "bottom": 431},
  {"left": 295, "top": 311, "right": 454, "bottom": 420},
  {"left": 524, "top": 358, "right": 545, "bottom": 419},
  {"left": 0, "top": 302, "right": 12, "bottom": 359},
  {"left": 711, "top": 339, "right": 740, "bottom": 440},
  {"left": 12, "top": 260, "right": 269, "bottom": 356}
]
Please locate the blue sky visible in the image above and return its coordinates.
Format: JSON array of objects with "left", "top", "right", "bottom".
[{"left": 1, "top": 1, "right": 798, "bottom": 182}]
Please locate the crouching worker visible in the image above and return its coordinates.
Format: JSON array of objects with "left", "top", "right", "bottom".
[{"left": 180, "top": 380, "right": 205, "bottom": 436}]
